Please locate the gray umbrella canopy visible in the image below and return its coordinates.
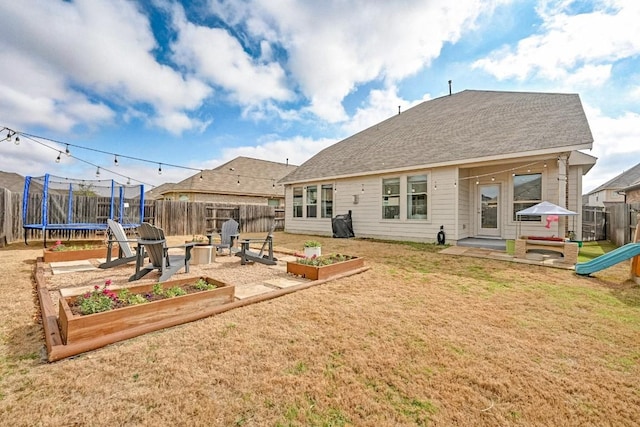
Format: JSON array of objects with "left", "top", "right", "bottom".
[{"left": 516, "top": 201, "right": 578, "bottom": 216}]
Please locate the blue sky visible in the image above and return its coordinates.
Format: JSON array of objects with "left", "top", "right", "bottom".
[{"left": 0, "top": 0, "right": 638, "bottom": 193}]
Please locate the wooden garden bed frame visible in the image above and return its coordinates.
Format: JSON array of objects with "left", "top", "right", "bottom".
[
  {"left": 286, "top": 256, "right": 365, "bottom": 280},
  {"left": 34, "top": 257, "right": 370, "bottom": 362}
]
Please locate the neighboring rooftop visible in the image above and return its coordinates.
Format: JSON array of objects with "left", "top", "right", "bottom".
[
  {"left": 161, "top": 156, "right": 297, "bottom": 197},
  {"left": 281, "top": 90, "right": 594, "bottom": 183},
  {"left": 587, "top": 162, "right": 640, "bottom": 195},
  {"left": 0, "top": 171, "right": 27, "bottom": 193}
]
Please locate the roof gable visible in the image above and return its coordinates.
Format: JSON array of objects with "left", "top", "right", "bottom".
[
  {"left": 281, "top": 90, "right": 594, "bottom": 183},
  {"left": 588, "top": 162, "right": 640, "bottom": 194}
]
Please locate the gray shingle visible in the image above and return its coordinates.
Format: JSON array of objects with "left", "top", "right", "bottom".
[{"left": 281, "top": 90, "right": 593, "bottom": 183}]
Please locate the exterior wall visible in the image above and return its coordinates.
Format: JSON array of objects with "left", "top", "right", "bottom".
[
  {"left": 284, "top": 156, "right": 584, "bottom": 243},
  {"left": 285, "top": 168, "right": 458, "bottom": 243},
  {"left": 587, "top": 189, "right": 624, "bottom": 207},
  {"left": 627, "top": 189, "right": 640, "bottom": 204}
]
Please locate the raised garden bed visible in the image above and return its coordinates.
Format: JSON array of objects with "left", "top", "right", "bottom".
[
  {"left": 44, "top": 245, "right": 119, "bottom": 263},
  {"left": 58, "top": 276, "right": 234, "bottom": 344},
  {"left": 287, "top": 255, "right": 365, "bottom": 280}
]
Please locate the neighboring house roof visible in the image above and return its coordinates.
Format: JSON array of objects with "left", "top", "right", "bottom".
[
  {"left": 622, "top": 178, "right": 640, "bottom": 193},
  {"left": 281, "top": 90, "right": 594, "bottom": 184},
  {"left": 145, "top": 182, "right": 176, "bottom": 200},
  {"left": 161, "top": 156, "right": 297, "bottom": 197},
  {"left": 0, "top": 171, "right": 27, "bottom": 193},
  {"left": 586, "top": 162, "right": 640, "bottom": 195}
]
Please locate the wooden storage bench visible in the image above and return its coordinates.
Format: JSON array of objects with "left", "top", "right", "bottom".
[{"left": 514, "top": 238, "right": 579, "bottom": 264}]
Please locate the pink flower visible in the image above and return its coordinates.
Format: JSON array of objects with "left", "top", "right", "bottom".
[
  {"left": 104, "top": 279, "right": 112, "bottom": 286},
  {"left": 94, "top": 285, "right": 100, "bottom": 290},
  {"left": 55, "top": 240, "right": 62, "bottom": 246}
]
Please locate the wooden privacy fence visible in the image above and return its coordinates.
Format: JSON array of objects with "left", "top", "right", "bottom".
[
  {"left": 605, "top": 202, "right": 640, "bottom": 247},
  {"left": 1, "top": 188, "right": 283, "bottom": 244}
]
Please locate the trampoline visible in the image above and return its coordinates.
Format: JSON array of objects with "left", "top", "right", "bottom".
[{"left": 23, "top": 174, "right": 144, "bottom": 246}]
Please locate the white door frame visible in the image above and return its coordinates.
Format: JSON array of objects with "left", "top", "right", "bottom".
[{"left": 477, "top": 183, "right": 501, "bottom": 237}]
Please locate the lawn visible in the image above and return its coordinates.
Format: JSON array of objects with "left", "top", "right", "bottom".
[{"left": 0, "top": 234, "right": 639, "bottom": 426}]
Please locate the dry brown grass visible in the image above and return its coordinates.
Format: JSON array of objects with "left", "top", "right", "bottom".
[{"left": 1, "top": 233, "right": 639, "bottom": 426}]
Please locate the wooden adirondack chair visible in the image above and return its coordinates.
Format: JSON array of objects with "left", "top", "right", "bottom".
[
  {"left": 236, "top": 221, "right": 277, "bottom": 266},
  {"left": 99, "top": 219, "right": 139, "bottom": 269},
  {"left": 208, "top": 219, "right": 240, "bottom": 255},
  {"left": 129, "top": 223, "right": 195, "bottom": 282}
]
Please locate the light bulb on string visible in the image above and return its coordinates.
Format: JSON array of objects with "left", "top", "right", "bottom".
[
  {"left": 127, "top": 177, "right": 131, "bottom": 185},
  {"left": 65, "top": 144, "right": 70, "bottom": 156},
  {"left": 55, "top": 152, "right": 61, "bottom": 163},
  {"left": 114, "top": 155, "right": 119, "bottom": 166},
  {"left": 237, "top": 175, "right": 240, "bottom": 185},
  {"left": 199, "top": 171, "right": 203, "bottom": 181},
  {"left": 96, "top": 167, "right": 100, "bottom": 177},
  {"left": 158, "top": 163, "right": 162, "bottom": 175},
  {"left": 14, "top": 136, "right": 20, "bottom": 145}
]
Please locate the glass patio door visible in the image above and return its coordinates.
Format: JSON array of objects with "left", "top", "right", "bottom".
[{"left": 478, "top": 184, "right": 500, "bottom": 237}]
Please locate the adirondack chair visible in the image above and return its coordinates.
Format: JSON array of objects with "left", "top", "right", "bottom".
[
  {"left": 236, "top": 221, "right": 277, "bottom": 266},
  {"left": 208, "top": 219, "right": 240, "bottom": 255},
  {"left": 99, "top": 219, "right": 140, "bottom": 269},
  {"left": 129, "top": 223, "right": 195, "bottom": 282}
]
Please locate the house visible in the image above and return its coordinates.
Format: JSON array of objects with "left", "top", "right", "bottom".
[
  {"left": 280, "top": 90, "right": 597, "bottom": 244},
  {"left": 158, "top": 156, "right": 297, "bottom": 208},
  {"left": 584, "top": 162, "right": 640, "bottom": 207},
  {"left": 622, "top": 179, "right": 640, "bottom": 204},
  {"left": 0, "top": 171, "right": 27, "bottom": 193}
]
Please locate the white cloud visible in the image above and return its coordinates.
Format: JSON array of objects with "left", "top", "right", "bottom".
[
  {"left": 473, "top": 0, "right": 640, "bottom": 84},
  {"left": 169, "top": 4, "right": 293, "bottom": 105},
  {"left": 0, "top": 0, "right": 212, "bottom": 134},
  {"left": 582, "top": 103, "right": 640, "bottom": 192},
  {"left": 211, "top": 0, "right": 504, "bottom": 122}
]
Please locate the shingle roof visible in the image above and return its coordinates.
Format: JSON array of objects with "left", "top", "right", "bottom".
[
  {"left": 0, "top": 171, "right": 27, "bottom": 193},
  {"left": 281, "top": 90, "right": 593, "bottom": 184},
  {"left": 588, "top": 162, "right": 640, "bottom": 194},
  {"left": 162, "top": 156, "right": 297, "bottom": 197}
]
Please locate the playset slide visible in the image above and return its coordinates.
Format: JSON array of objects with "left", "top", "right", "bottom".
[{"left": 575, "top": 243, "right": 640, "bottom": 276}]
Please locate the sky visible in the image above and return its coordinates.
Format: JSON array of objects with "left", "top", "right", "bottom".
[{"left": 0, "top": 0, "right": 638, "bottom": 193}]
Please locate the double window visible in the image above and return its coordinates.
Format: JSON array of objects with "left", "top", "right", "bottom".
[
  {"left": 382, "top": 175, "right": 429, "bottom": 220},
  {"left": 513, "top": 173, "right": 542, "bottom": 221}
]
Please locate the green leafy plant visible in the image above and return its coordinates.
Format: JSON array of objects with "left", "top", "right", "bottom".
[
  {"left": 76, "top": 279, "right": 118, "bottom": 314},
  {"left": 303, "top": 240, "right": 321, "bottom": 248},
  {"left": 50, "top": 240, "right": 99, "bottom": 252},
  {"left": 191, "top": 235, "right": 207, "bottom": 243},
  {"left": 164, "top": 286, "right": 187, "bottom": 298},
  {"left": 194, "top": 278, "right": 217, "bottom": 291},
  {"left": 117, "top": 288, "right": 147, "bottom": 305},
  {"left": 296, "top": 253, "right": 351, "bottom": 266}
]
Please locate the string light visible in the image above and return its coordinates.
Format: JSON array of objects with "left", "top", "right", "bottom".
[
  {"left": 114, "top": 155, "right": 119, "bottom": 166},
  {"left": 14, "top": 136, "right": 20, "bottom": 145},
  {"left": 237, "top": 175, "right": 240, "bottom": 185},
  {"left": 127, "top": 177, "right": 131, "bottom": 185},
  {"left": 95, "top": 166, "right": 100, "bottom": 177},
  {"left": 361, "top": 184, "right": 364, "bottom": 194},
  {"left": 65, "top": 144, "right": 70, "bottom": 156},
  {"left": 199, "top": 171, "right": 203, "bottom": 181},
  {"left": 158, "top": 163, "right": 162, "bottom": 175},
  {"left": 55, "top": 152, "right": 61, "bottom": 163}
]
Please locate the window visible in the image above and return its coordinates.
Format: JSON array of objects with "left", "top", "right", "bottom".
[
  {"left": 321, "top": 184, "right": 333, "bottom": 218},
  {"left": 407, "top": 175, "right": 428, "bottom": 219},
  {"left": 382, "top": 178, "right": 400, "bottom": 219},
  {"left": 513, "top": 173, "right": 542, "bottom": 221},
  {"left": 306, "top": 185, "right": 317, "bottom": 218},
  {"left": 293, "top": 187, "right": 303, "bottom": 218}
]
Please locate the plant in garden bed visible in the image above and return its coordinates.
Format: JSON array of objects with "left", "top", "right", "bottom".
[
  {"left": 296, "top": 253, "right": 353, "bottom": 266},
  {"left": 303, "top": 240, "right": 321, "bottom": 248},
  {"left": 50, "top": 240, "right": 101, "bottom": 252},
  {"left": 72, "top": 278, "right": 218, "bottom": 316}
]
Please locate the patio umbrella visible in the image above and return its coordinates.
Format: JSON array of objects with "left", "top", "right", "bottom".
[{"left": 516, "top": 201, "right": 578, "bottom": 238}]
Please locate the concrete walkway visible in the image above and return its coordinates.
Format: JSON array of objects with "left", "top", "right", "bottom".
[{"left": 440, "top": 245, "right": 576, "bottom": 270}]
